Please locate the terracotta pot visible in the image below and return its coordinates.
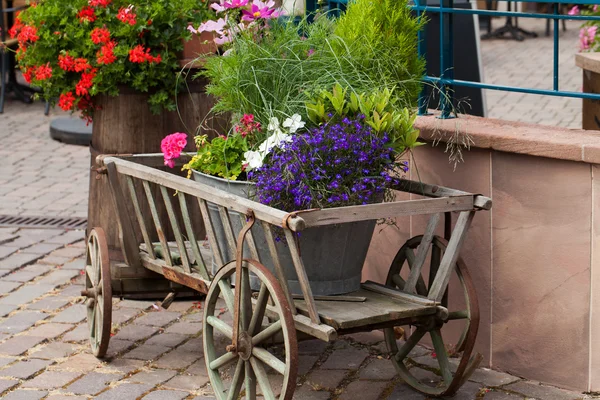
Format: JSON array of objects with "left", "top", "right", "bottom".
[{"left": 180, "top": 31, "right": 218, "bottom": 67}]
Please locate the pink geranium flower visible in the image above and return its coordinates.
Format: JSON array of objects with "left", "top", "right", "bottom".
[
  {"left": 568, "top": 5, "right": 580, "bottom": 15},
  {"left": 580, "top": 26, "right": 598, "bottom": 51},
  {"left": 242, "top": 0, "right": 280, "bottom": 21},
  {"left": 161, "top": 132, "right": 187, "bottom": 168}
]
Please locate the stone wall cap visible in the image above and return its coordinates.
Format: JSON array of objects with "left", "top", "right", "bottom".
[
  {"left": 575, "top": 52, "right": 600, "bottom": 74},
  {"left": 415, "top": 112, "right": 600, "bottom": 164}
]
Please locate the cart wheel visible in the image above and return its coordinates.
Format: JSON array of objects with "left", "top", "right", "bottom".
[
  {"left": 81, "top": 228, "right": 112, "bottom": 358},
  {"left": 203, "top": 259, "right": 298, "bottom": 400},
  {"left": 383, "top": 235, "right": 480, "bottom": 397}
]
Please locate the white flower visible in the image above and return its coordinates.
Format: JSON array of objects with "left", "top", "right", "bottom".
[
  {"left": 282, "top": 114, "right": 305, "bottom": 133},
  {"left": 260, "top": 131, "right": 292, "bottom": 154},
  {"left": 267, "top": 117, "right": 280, "bottom": 132},
  {"left": 243, "top": 150, "right": 263, "bottom": 170}
]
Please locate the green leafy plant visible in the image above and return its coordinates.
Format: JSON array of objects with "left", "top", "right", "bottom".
[
  {"left": 11, "top": 0, "right": 214, "bottom": 121},
  {"left": 183, "top": 133, "right": 249, "bottom": 180}
]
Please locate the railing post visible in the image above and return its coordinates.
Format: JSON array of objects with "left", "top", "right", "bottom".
[
  {"left": 439, "top": 0, "right": 454, "bottom": 119},
  {"left": 417, "top": 0, "right": 430, "bottom": 115},
  {"left": 553, "top": 2, "right": 559, "bottom": 91}
]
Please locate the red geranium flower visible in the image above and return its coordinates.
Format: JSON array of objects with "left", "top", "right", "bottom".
[
  {"left": 17, "top": 25, "right": 38, "bottom": 43},
  {"left": 77, "top": 6, "right": 97, "bottom": 23},
  {"left": 117, "top": 6, "right": 137, "bottom": 25},
  {"left": 58, "top": 53, "right": 76, "bottom": 71},
  {"left": 75, "top": 68, "right": 97, "bottom": 96},
  {"left": 129, "top": 45, "right": 161, "bottom": 64},
  {"left": 88, "top": 0, "right": 111, "bottom": 7},
  {"left": 22, "top": 66, "right": 34, "bottom": 83},
  {"left": 74, "top": 58, "right": 92, "bottom": 72},
  {"left": 97, "top": 41, "right": 117, "bottom": 64},
  {"left": 34, "top": 63, "right": 52, "bottom": 80},
  {"left": 91, "top": 27, "right": 110, "bottom": 44},
  {"left": 58, "top": 91, "right": 76, "bottom": 111},
  {"left": 8, "top": 15, "right": 23, "bottom": 38}
]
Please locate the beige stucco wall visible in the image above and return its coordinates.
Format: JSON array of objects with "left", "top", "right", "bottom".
[{"left": 363, "top": 114, "right": 600, "bottom": 391}]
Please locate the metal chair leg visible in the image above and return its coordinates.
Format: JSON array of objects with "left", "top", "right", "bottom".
[
  {"left": 44, "top": 101, "right": 50, "bottom": 116},
  {"left": 0, "top": 49, "right": 7, "bottom": 114}
]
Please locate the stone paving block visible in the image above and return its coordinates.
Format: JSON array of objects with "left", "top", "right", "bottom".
[
  {"left": 505, "top": 381, "right": 582, "bottom": 400},
  {"left": 113, "top": 324, "right": 160, "bottom": 342},
  {"left": 0, "top": 304, "right": 20, "bottom": 317},
  {"left": 53, "top": 353, "right": 101, "bottom": 372},
  {"left": 129, "top": 369, "right": 177, "bottom": 385},
  {"left": 0, "top": 336, "right": 45, "bottom": 356},
  {"left": 293, "top": 385, "right": 331, "bottom": 400},
  {"left": 51, "top": 304, "right": 85, "bottom": 323},
  {"left": 66, "top": 371, "right": 123, "bottom": 395},
  {"left": 320, "top": 349, "right": 369, "bottom": 370},
  {"left": 44, "top": 231, "right": 85, "bottom": 246},
  {"left": 164, "top": 321, "right": 202, "bottom": 335},
  {"left": 145, "top": 333, "right": 187, "bottom": 348},
  {"left": 60, "top": 258, "right": 85, "bottom": 270},
  {"left": 25, "top": 322, "right": 74, "bottom": 339},
  {"left": 0, "top": 359, "right": 53, "bottom": 379},
  {"left": 2, "top": 264, "right": 53, "bottom": 283},
  {"left": 297, "top": 355, "right": 319, "bottom": 376},
  {"left": 0, "top": 281, "right": 22, "bottom": 294},
  {"left": 111, "top": 307, "right": 141, "bottom": 325},
  {"left": 61, "top": 324, "right": 87, "bottom": 342},
  {"left": 483, "top": 390, "right": 525, "bottom": 399},
  {"left": 0, "top": 311, "right": 48, "bottom": 334},
  {"left": 133, "top": 311, "right": 181, "bottom": 327},
  {"left": 453, "top": 381, "right": 485, "bottom": 400},
  {"left": 21, "top": 370, "right": 81, "bottom": 389},
  {"left": 20, "top": 242, "right": 65, "bottom": 255},
  {"left": 27, "top": 297, "right": 70, "bottom": 311},
  {"left": 176, "top": 337, "right": 203, "bottom": 354},
  {"left": 105, "top": 338, "right": 134, "bottom": 358},
  {"left": 164, "top": 374, "right": 210, "bottom": 391},
  {"left": 182, "top": 311, "right": 203, "bottom": 322},
  {"left": 343, "top": 330, "right": 385, "bottom": 345},
  {"left": 185, "top": 359, "right": 208, "bottom": 376},
  {"left": 0, "top": 253, "right": 44, "bottom": 270},
  {"left": 469, "top": 368, "right": 521, "bottom": 387},
  {"left": 153, "top": 348, "right": 203, "bottom": 370},
  {"left": 338, "top": 380, "right": 389, "bottom": 400},
  {"left": 143, "top": 390, "right": 189, "bottom": 400},
  {"left": 50, "top": 247, "right": 85, "bottom": 259},
  {"left": 0, "top": 247, "right": 19, "bottom": 261},
  {"left": 94, "top": 383, "right": 154, "bottom": 400},
  {"left": 359, "top": 358, "right": 398, "bottom": 381},
  {"left": 0, "top": 358, "right": 15, "bottom": 368},
  {"left": 0, "top": 284, "right": 55, "bottom": 306},
  {"left": 117, "top": 300, "right": 155, "bottom": 309},
  {"left": 29, "top": 342, "right": 79, "bottom": 360},
  {"left": 35, "top": 269, "right": 80, "bottom": 287},
  {"left": 96, "top": 359, "right": 144, "bottom": 374},
  {"left": 0, "top": 378, "right": 19, "bottom": 393},
  {"left": 37, "top": 256, "right": 71, "bottom": 266},
  {"left": 124, "top": 344, "right": 171, "bottom": 361},
  {"left": 298, "top": 339, "right": 329, "bottom": 355},
  {"left": 1, "top": 389, "right": 49, "bottom": 400},
  {"left": 306, "top": 369, "right": 347, "bottom": 390},
  {"left": 387, "top": 382, "right": 428, "bottom": 399},
  {"left": 45, "top": 395, "right": 88, "bottom": 400},
  {"left": 165, "top": 300, "right": 197, "bottom": 312}
]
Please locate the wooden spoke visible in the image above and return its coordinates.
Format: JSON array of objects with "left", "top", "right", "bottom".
[
  {"left": 252, "top": 347, "right": 286, "bottom": 375},
  {"left": 227, "top": 359, "right": 245, "bottom": 400},
  {"left": 431, "top": 329, "right": 453, "bottom": 385},
  {"left": 245, "top": 361, "right": 256, "bottom": 400},
  {"left": 249, "top": 357, "right": 275, "bottom": 400},
  {"left": 207, "top": 316, "right": 233, "bottom": 339},
  {"left": 252, "top": 320, "right": 282, "bottom": 346},
  {"left": 248, "top": 284, "right": 269, "bottom": 335},
  {"left": 204, "top": 259, "right": 297, "bottom": 400},
  {"left": 384, "top": 235, "right": 481, "bottom": 397},
  {"left": 210, "top": 352, "right": 238, "bottom": 371},
  {"left": 89, "top": 305, "right": 97, "bottom": 342},
  {"left": 218, "top": 279, "right": 235, "bottom": 316}
]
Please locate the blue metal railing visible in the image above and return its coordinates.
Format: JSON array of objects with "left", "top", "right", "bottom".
[{"left": 306, "top": 0, "right": 600, "bottom": 119}]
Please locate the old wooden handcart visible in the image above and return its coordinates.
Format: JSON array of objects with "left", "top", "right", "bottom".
[{"left": 83, "top": 154, "right": 492, "bottom": 398}]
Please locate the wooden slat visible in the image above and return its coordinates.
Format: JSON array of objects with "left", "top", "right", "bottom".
[
  {"left": 428, "top": 211, "right": 476, "bottom": 301},
  {"left": 140, "top": 253, "right": 210, "bottom": 293},
  {"left": 404, "top": 213, "right": 440, "bottom": 294},
  {"left": 105, "top": 157, "right": 305, "bottom": 231},
  {"left": 178, "top": 192, "right": 209, "bottom": 280},
  {"left": 218, "top": 206, "right": 237, "bottom": 261},
  {"left": 142, "top": 180, "right": 173, "bottom": 266},
  {"left": 361, "top": 281, "right": 438, "bottom": 306},
  {"left": 295, "top": 196, "right": 475, "bottom": 228},
  {"left": 292, "top": 294, "right": 366, "bottom": 302},
  {"left": 160, "top": 186, "right": 191, "bottom": 272},
  {"left": 392, "top": 178, "right": 492, "bottom": 210},
  {"left": 294, "top": 289, "right": 437, "bottom": 331},
  {"left": 198, "top": 199, "right": 224, "bottom": 268},
  {"left": 105, "top": 162, "right": 142, "bottom": 268},
  {"left": 261, "top": 221, "right": 295, "bottom": 314},
  {"left": 126, "top": 176, "right": 155, "bottom": 260},
  {"left": 284, "top": 229, "right": 319, "bottom": 324},
  {"left": 261, "top": 301, "right": 337, "bottom": 342}
]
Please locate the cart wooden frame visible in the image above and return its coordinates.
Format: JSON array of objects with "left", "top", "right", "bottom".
[{"left": 83, "top": 153, "right": 492, "bottom": 399}]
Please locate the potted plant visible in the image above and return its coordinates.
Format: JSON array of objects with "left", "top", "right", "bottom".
[{"left": 162, "top": 0, "right": 424, "bottom": 295}]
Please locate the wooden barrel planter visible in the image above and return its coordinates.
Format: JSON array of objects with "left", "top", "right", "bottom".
[{"left": 88, "top": 76, "right": 227, "bottom": 262}]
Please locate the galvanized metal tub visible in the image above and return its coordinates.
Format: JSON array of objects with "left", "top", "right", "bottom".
[{"left": 192, "top": 170, "right": 375, "bottom": 295}]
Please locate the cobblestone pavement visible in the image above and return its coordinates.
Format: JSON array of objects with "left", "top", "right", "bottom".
[
  {"left": 0, "top": 229, "right": 598, "bottom": 399},
  {"left": 481, "top": 18, "right": 582, "bottom": 129}
]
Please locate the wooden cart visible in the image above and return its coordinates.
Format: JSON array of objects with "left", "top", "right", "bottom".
[{"left": 83, "top": 153, "right": 492, "bottom": 398}]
